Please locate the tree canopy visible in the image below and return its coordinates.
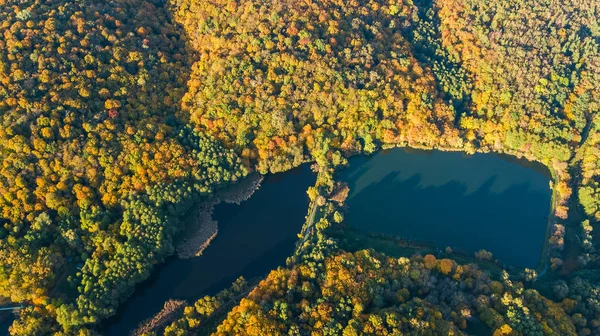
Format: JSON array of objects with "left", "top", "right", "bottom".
[{"left": 0, "top": 0, "right": 599, "bottom": 334}]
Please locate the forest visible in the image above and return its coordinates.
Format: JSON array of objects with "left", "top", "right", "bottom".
[{"left": 0, "top": 0, "right": 598, "bottom": 335}]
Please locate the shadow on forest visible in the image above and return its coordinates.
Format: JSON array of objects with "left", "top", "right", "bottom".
[{"left": 343, "top": 167, "right": 550, "bottom": 268}]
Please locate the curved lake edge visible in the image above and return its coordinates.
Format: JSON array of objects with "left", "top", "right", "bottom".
[
  {"left": 124, "top": 142, "right": 554, "bottom": 335},
  {"left": 128, "top": 174, "right": 266, "bottom": 334},
  {"left": 103, "top": 164, "right": 316, "bottom": 335},
  {"left": 176, "top": 173, "right": 264, "bottom": 259},
  {"left": 0, "top": 142, "right": 562, "bottom": 336},
  {"left": 441, "top": 144, "right": 561, "bottom": 275},
  {"left": 331, "top": 144, "right": 558, "bottom": 272}
]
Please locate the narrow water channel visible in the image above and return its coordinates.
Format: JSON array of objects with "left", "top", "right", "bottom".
[
  {"left": 103, "top": 164, "right": 315, "bottom": 335},
  {"left": 339, "top": 148, "right": 552, "bottom": 268}
]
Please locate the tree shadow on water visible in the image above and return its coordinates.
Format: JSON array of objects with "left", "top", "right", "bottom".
[{"left": 344, "top": 170, "right": 551, "bottom": 268}]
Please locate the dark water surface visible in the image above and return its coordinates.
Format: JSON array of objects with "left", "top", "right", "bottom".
[
  {"left": 1, "top": 148, "right": 550, "bottom": 335},
  {"left": 0, "top": 317, "right": 12, "bottom": 336},
  {"left": 103, "top": 165, "right": 315, "bottom": 335},
  {"left": 339, "top": 148, "right": 551, "bottom": 268}
]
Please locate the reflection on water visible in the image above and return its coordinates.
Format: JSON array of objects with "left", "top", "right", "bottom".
[
  {"left": 340, "top": 148, "right": 551, "bottom": 268},
  {"left": 0, "top": 148, "right": 551, "bottom": 335},
  {"left": 348, "top": 149, "right": 550, "bottom": 197}
]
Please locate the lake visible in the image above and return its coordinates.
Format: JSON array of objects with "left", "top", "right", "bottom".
[
  {"left": 103, "top": 164, "right": 315, "bottom": 335},
  {"left": 338, "top": 148, "right": 552, "bottom": 268},
  {"left": 1, "top": 147, "right": 551, "bottom": 335}
]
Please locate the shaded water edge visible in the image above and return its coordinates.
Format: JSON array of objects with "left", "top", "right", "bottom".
[
  {"left": 337, "top": 147, "right": 553, "bottom": 269},
  {"left": 176, "top": 173, "right": 264, "bottom": 259},
  {"left": 103, "top": 164, "right": 315, "bottom": 335},
  {"left": 0, "top": 145, "right": 556, "bottom": 336}
]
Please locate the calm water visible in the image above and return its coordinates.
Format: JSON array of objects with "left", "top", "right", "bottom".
[
  {"left": 103, "top": 165, "right": 315, "bottom": 335},
  {"left": 0, "top": 317, "right": 12, "bottom": 336},
  {"left": 0, "top": 148, "right": 550, "bottom": 335},
  {"left": 339, "top": 148, "right": 551, "bottom": 268}
]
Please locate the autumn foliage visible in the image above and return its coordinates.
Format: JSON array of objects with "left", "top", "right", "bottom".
[{"left": 0, "top": 0, "right": 598, "bottom": 334}]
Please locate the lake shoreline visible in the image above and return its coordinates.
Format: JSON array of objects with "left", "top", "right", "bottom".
[
  {"left": 130, "top": 299, "right": 187, "bottom": 336},
  {"left": 177, "top": 173, "right": 264, "bottom": 259},
  {"left": 335, "top": 145, "right": 553, "bottom": 269},
  {"left": 375, "top": 143, "right": 563, "bottom": 272},
  {"left": 105, "top": 166, "right": 314, "bottom": 335}
]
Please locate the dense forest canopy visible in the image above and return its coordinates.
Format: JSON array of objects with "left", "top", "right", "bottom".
[
  {"left": 0, "top": 0, "right": 246, "bottom": 334},
  {"left": 0, "top": 0, "right": 598, "bottom": 334},
  {"left": 214, "top": 250, "right": 582, "bottom": 335},
  {"left": 176, "top": 0, "right": 461, "bottom": 173},
  {"left": 176, "top": 0, "right": 598, "bottom": 170}
]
